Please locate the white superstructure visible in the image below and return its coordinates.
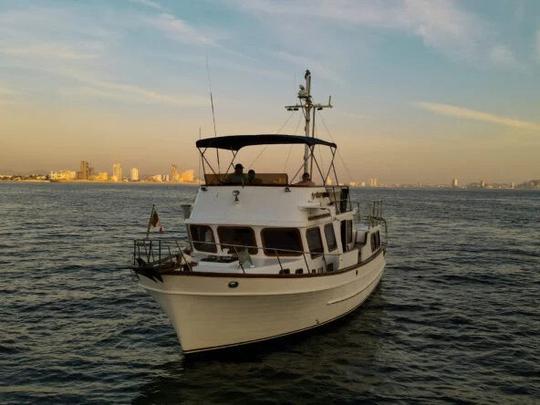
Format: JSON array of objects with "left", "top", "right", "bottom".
[{"left": 131, "top": 70, "right": 387, "bottom": 354}]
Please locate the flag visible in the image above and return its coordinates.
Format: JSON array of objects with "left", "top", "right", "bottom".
[
  {"left": 149, "top": 209, "right": 160, "bottom": 227},
  {"left": 146, "top": 205, "right": 164, "bottom": 237}
]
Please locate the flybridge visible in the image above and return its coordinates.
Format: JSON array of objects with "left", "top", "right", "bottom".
[
  {"left": 197, "top": 71, "right": 340, "bottom": 186},
  {"left": 196, "top": 134, "right": 339, "bottom": 186}
]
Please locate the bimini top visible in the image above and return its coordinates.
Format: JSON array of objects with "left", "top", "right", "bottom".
[{"left": 196, "top": 134, "right": 337, "bottom": 151}]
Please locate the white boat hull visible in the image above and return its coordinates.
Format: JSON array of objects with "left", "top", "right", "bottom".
[{"left": 139, "top": 250, "right": 385, "bottom": 353}]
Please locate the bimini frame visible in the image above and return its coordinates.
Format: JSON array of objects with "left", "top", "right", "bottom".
[{"left": 195, "top": 134, "right": 339, "bottom": 186}]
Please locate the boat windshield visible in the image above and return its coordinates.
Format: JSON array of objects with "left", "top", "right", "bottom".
[
  {"left": 189, "top": 225, "right": 216, "bottom": 253},
  {"left": 261, "top": 228, "right": 302, "bottom": 256},
  {"left": 217, "top": 226, "right": 257, "bottom": 254}
]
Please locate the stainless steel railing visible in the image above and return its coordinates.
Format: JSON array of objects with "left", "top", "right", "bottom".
[{"left": 132, "top": 238, "right": 345, "bottom": 275}]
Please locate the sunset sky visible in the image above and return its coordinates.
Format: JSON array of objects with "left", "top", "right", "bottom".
[{"left": 0, "top": 0, "right": 539, "bottom": 184}]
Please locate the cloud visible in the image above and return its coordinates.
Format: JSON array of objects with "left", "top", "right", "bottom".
[
  {"left": 415, "top": 101, "right": 540, "bottom": 131},
  {"left": 71, "top": 77, "right": 207, "bottom": 107},
  {"left": 144, "top": 13, "right": 216, "bottom": 46},
  {"left": 0, "top": 6, "right": 110, "bottom": 65},
  {"left": 0, "top": 5, "right": 211, "bottom": 108},
  {"left": 129, "top": 0, "right": 165, "bottom": 11},
  {"left": 0, "top": 42, "right": 99, "bottom": 60},
  {"left": 232, "top": 0, "right": 518, "bottom": 68},
  {"left": 488, "top": 45, "right": 521, "bottom": 69}
]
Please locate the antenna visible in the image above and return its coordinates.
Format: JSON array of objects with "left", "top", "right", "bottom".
[
  {"left": 206, "top": 55, "right": 221, "bottom": 172},
  {"left": 198, "top": 126, "right": 202, "bottom": 185},
  {"left": 284, "top": 69, "right": 332, "bottom": 175}
]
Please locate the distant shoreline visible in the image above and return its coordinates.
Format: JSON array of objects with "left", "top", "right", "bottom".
[
  {"left": 0, "top": 180, "right": 201, "bottom": 186},
  {"left": 0, "top": 180, "right": 538, "bottom": 190}
]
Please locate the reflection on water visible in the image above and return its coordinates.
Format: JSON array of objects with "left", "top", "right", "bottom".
[{"left": 0, "top": 184, "right": 539, "bottom": 403}]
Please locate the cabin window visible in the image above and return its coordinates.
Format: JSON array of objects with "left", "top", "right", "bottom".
[
  {"left": 345, "top": 220, "right": 353, "bottom": 243},
  {"left": 324, "top": 223, "right": 337, "bottom": 252},
  {"left": 217, "top": 226, "right": 258, "bottom": 254},
  {"left": 189, "top": 225, "right": 217, "bottom": 253},
  {"left": 306, "top": 227, "right": 324, "bottom": 259},
  {"left": 261, "top": 228, "right": 302, "bottom": 256}
]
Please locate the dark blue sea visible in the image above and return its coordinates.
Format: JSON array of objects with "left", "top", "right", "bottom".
[{"left": 1, "top": 183, "right": 539, "bottom": 404}]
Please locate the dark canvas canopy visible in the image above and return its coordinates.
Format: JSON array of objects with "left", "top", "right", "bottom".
[{"left": 196, "top": 134, "right": 337, "bottom": 151}]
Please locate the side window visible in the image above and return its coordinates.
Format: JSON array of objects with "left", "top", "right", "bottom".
[
  {"left": 262, "top": 228, "right": 302, "bottom": 256},
  {"left": 346, "top": 220, "right": 353, "bottom": 244},
  {"left": 189, "top": 225, "right": 217, "bottom": 253},
  {"left": 217, "top": 226, "right": 258, "bottom": 254},
  {"left": 306, "top": 227, "right": 324, "bottom": 259},
  {"left": 324, "top": 223, "right": 337, "bottom": 252},
  {"left": 340, "top": 220, "right": 353, "bottom": 252}
]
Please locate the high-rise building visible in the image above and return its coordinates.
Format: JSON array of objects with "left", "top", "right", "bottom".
[
  {"left": 180, "top": 169, "right": 194, "bottom": 183},
  {"left": 480, "top": 179, "right": 486, "bottom": 188},
  {"left": 112, "top": 163, "right": 122, "bottom": 182},
  {"left": 369, "top": 178, "right": 378, "bottom": 187},
  {"left": 130, "top": 167, "right": 140, "bottom": 182},
  {"left": 78, "top": 160, "right": 90, "bottom": 180},
  {"left": 452, "top": 178, "right": 459, "bottom": 188},
  {"left": 94, "top": 172, "right": 108, "bottom": 181},
  {"left": 170, "top": 164, "right": 179, "bottom": 182}
]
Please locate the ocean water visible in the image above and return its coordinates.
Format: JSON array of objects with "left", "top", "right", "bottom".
[{"left": 0, "top": 183, "right": 539, "bottom": 404}]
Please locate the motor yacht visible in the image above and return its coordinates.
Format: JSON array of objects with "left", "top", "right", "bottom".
[{"left": 131, "top": 70, "right": 387, "bottom": 354}]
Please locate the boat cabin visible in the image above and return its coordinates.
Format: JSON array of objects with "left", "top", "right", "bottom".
[{"left": 180, "top": 134, "right": 384, "bottom": 275}]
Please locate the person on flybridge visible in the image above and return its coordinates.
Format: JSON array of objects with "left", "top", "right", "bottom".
[
  {"left": 226, "top": 164, "right": 262, "bottom": 185},
  {"left": 227, "top": 163, "right": 245, "bottom": 184},
  {"left": 295, "top": 172, "right": 315, "bottom": 186},
  {"left": 247, "top": 169, "right": 262, "bottom": 185}
]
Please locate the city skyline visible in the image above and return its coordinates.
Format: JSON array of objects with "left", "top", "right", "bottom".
[
  {"left": 1, "top": 1, "right": 539, "bottom": 184},
  {"left": 46, "top": 160, "right": 198, "bottom": 183},
  {"left": 4, "top": 157, "right": 535, "bottom": 189}
]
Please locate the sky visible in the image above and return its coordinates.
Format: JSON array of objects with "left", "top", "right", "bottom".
[{"left": 0, "top": 0, "right": 539, "bottom": 184}]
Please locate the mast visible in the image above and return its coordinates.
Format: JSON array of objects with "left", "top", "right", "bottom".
[{"left": 285, "top": 69, "right": 332, "bottom": 175}]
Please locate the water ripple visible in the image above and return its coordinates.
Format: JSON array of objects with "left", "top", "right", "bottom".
[{"left": 0, "top": 184, "right": 539, "bottom": 403}]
